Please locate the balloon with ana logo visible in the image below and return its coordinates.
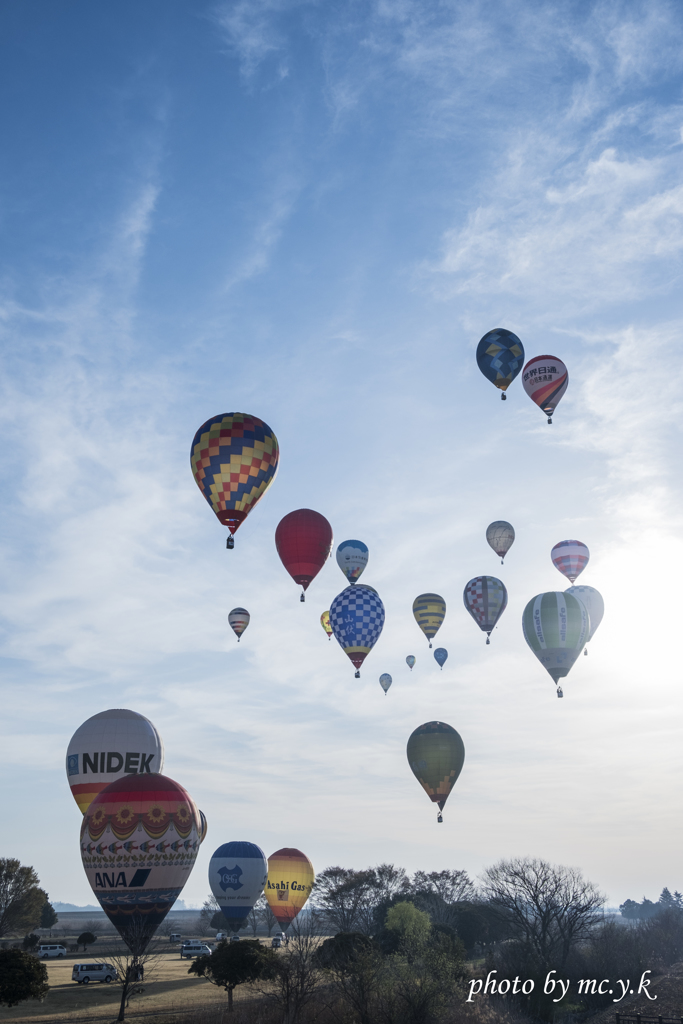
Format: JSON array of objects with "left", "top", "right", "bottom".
[
  {"left": 330, "top": 585, "right": 385, "bottom": 678},
  {"left": 209, "top": 842, "right": 268, "bottom": 933},
  {"left": 551, "top": 540, "right": 589, "bottom": 584},
  {"left": 190, "top": 413, "right": 279, "bottom": 548},
  {"left": 522, "top": 355, "right": 568, "bottom": 423},
  {"left": 265, "top": 848, "right": 315, "bottom": 934},
  {"left": 522, "top": 591, "right": 589, "bottom": 689},
  {"left": 433, "top": 648, "right": 448, "bottom": 670},
  {"left": 407, "top": 722, "right": 465, "bottom": 824},
  {"left": 66, "top": 709, "right": 164, "bottom": 815},
  {"left": 80, "top": 774, "right": 201, "bottom": 953},
  {"left": 275, "top": 509, "right": 333, "bottom": 602},
  {"left": 412, "top": 594, "right": 446, "bottom": 649},
  {"left": 406, "top": 655, "right": 416, "bottom": 671},
  {"left": 476, "top": 328, "right": 525, "bottom": 400},
  {"left": 336, "top": 539, "right": 369, "bottom": 584},
  {"left": 486, "top": 521, "right": 515, "bottom": 564},
  {"left": 228, "top": 608, "right": 250, "bottom": 642},
  {"left": 463, "top": 576, "right": 508, "bottom": 644},
  {"left": 379, "top": 673, "right": 392, "bottom": 695}
]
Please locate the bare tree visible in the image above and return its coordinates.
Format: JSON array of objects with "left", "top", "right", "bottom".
[
  {"left": 198, "top": 894, "right": 221, "bottom": 935},
  {"left": 104, "top": 920, "right": 164, "bottom": 1023},
  {"left": 480, "top": 857, "right": 605, "bottom": 970},
  {"left": 312, "top": 867, "right": 377, "bottom": 933},
  {"left": 260, "top": 915, "right": 323, "bottom": 1023},
  {"left": 260, "top": 898, "right": 278, "bottom": 936}
]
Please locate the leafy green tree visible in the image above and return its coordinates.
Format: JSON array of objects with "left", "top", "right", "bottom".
[
  {"left": 385, "top": 901, "right": 431, "bottom": 944},
  {"left": 0, "top": 949, "right": 49, "bottom": 1007},
  {"left": 21, "top": 934, "right": 39, "bottom": 951},
  {"left": 39, "top": 901, "right": 58, "bottom": 934},
  {"left": 189, "top": 938, "right": 274, "bottom": 1012},
  {"left": 314, "top": 932, "right": 381, "bottom": 1024},
  {"left": 0, "top": 860, "right": 47, "bottom": 938},
  {"left": 77, "top": 931, "right": 97, "bottom": 951}
]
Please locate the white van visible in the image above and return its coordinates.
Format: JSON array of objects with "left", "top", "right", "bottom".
[
  {"left": 72, "top": 963, "right": 118, "bottom": 984},
  {"left": 39, "top": 944, "right": 67, "bottom": 958},
  {"left": 169, "top": 933, "right": 182, "bottom": 943},
  {"left": 180, "top": 941, "right": 212, "bottom": 959}
]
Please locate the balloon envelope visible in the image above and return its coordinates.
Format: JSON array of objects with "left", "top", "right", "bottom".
[
  {"left": 522, "top": 355, "right": 568, "bottom": 421},
  {"left": 551, "top": 540, "right": 589, "bottom": 583},
  {"left": 522, "top": 591, "right": 589, "bottom": 684},
  {"left": 406, "top": 655, "right": 416, "bottom": 670},
  {"left": 407, "top": 722, "right": 465, "bottom": 814},
  {"left": 476, "top": 329, "right": 525, "bottom": 395},
  {"left": 275, "top": 509, "right": 333, "bottom": 594},
  {"left": 463, "top": 576, "right": 508, "bottom": 639},
  {"left": 190, "top": 413, "right": 279, "bottom": 536},
  {"left": 229, "top": 608, "right": 250, "bottom": 641},
  {"left": 198, "top": 810, "right": 208, "bottom": 844},
  {"left": 412, "top": 594, "right": 446, "bottom": 647},
  {"left": 67, "top": 710, "right": 164, "bottom": 815},
  {"left": 566, "top": 585, "right": 604, "bottom": 642},
  {"left": 209, "top": 842, "right": 268, "bottom": 930},
  {"left": 336, "top": 540, "right": 369, "bottom": 583},
  {"left": 80, "top": 774, "right": 200, "bottom": 953},
  {"left": 433, "top": 648, "right": 448, "bottom": 669},
  {"left": 379, "top": 673, "right": 392, "bottom": 693},
  {"left": 486, "top": 521, "right": 515, "bottom": 561},
  {"left": 330, "top": 585, "right": 385, "bottom": 674},
  {"left": 320, "top": 611, "right": 333, "bottom": 640},
  {"left": 265, "top": 848, "right": 314, "bottom": 933}
]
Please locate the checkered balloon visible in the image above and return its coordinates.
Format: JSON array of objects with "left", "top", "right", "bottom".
[{"left": 330, "top": 585, "right": 385, "bottom": 675}]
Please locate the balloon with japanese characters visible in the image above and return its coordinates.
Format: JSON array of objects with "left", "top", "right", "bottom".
[{"left": 522, "top": 355, "right": 568, "bottom": 423}]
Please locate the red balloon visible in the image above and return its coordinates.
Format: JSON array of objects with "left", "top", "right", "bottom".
[{"left": 275, "top": 509, "right": 333, "bottom": 601}]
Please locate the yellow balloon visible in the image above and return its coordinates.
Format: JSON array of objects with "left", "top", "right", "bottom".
[{"left": 265, "top": 848, "right": 315, "bottom": 933}]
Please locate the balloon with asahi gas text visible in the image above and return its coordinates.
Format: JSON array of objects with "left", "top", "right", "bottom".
[
  {"left": 67, "top": 709, "right": 164, "bottom": 815},
  {"left": 80, "top": 774, "right": 200, "bottom": 953},
  {"left": 265, "top": 848, "right": 314, "bottom": 933},
  {"left": 522, "top": 591, "right": 589, "bottom": 693},
  {"left": 336, "top": 539, "right": 369, "bottom": 584},
  {"left": 209, "top": 842, "right": 268, "bottom": 932},
  {"left": 463, "top": 576, "right": 508, "bottom": 644},
  {"left": 407, "top": 721, "right": 465, "bottom": 824},
  {"left": 412, "top": 594, "right": 446, "bottom": 649},
  {"left": 228, "top": 608, "right": 250, "bottom": 641},
  {"left": 476, "top": 328, "right": 525, "bottom": 400},
  {"left": 486, "top": 521, "right": 515, "bottom": 564},
  {"left": 522, "top": 355, "right": 568, "bottom": 423},
  {"left": 275, "top": 509, "right": 333, "bottom": 602},
  {"left": 190, "top": 413, "right": 279, "bottom": 548},
  {"left": 551, "top": 539, "right": 589, "bottom": 584}
]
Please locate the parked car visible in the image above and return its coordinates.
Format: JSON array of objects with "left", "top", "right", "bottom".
[
  {"left": 230, "top": 934, "right": 241, "bottom": 943},
  {"left": 72, "top": 963, "right": 118, "bottom": 984},
  {"left": 180, "top": 941, "right": 213, "bottom": 959},
  {"left": 169, "top": 933, "right": 182, "bottom": 942},
  {"left": 39, "top": 944, "right": 67, "bottom": 958},
  {"left": 271, "top": 936, "right": 282, "bottom": 948},
  {"left": 215, "top": 932, "right": 227, "bottom": 941}
]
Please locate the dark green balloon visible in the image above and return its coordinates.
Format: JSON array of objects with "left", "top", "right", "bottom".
[{"left": 406, "top": 721, "right": 465, "bottom": 813}]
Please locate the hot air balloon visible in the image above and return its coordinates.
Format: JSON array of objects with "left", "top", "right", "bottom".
[
  {"left": 330, "top": 585, "right": 385, "bottom": 678},
  {"left": 486, "top": 521, "right": 515, "bottom": 564},
  {"left": 433, "top": 648, "right": 448, "bottom": 669},
  {"left": 463, "top": 576, "right": 508, "bottom": 644},
  {"left": 412, "top": 594, "right": 446, "bottom": 648},
  {"left": 476, "top": 328, "right": 525, "bottom": 400},
  {"left": 80, "top": 774, "right": 200, "bottom": 953},
  {"left": 566, "top": 585, "right": 604, "bottom": 655},
  {"left": 198, "top": 810, "right": 209, "bottom": 844},
  {"left": 551, "top": 540, "right": 589, "bottom": 583},
  {"left": 379, "top": 673, "right": 392, "bottom": 695},
  {"left": 228, "top": 608, "right": 250, "bottom": 642},
  {"left": 406, "top": 655, "right": 416, "bottom": 671},
  {"left": 522, "top": 355, "right": 568, "bottom": 423},
  {"left": 265, "top": 848, "right": 314, "bottom": 934},
  {"left": 275, "top": 509, "right": 333, "bottom": 601},
  {"left": 190, "top": 413, "right": 279, "bottom": 548},
  {"left": 407, "top": 722, "right": 465, "bottom": 823},
  {"left": 522, "top": 591, "right": 589, "bottom": 688},
  {"left": 66, "top": 710, "right": 164, "bottom": 815},
  {"left": 209, "top": 842, "right": 268, "bottom": 933},
  {"left": 336, "top": 540, "right": 369, "bottom": 584},
  {"left": 320, "top": 611, "right": 333, "bottom": 640}
]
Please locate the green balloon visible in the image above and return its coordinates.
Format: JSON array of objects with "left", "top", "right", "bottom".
[
  {"left": 406, "top": 722, "right": 465, "bottom": 815},
  {"left": 522, "top": 591, "right": 589, "bottom": 684}
]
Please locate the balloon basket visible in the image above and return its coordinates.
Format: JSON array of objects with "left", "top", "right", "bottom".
[
  {"left": 354, "top": 670, "right": 360, "bottom": 679},
  {"left": 501, "top": 393, "right": 506, "bottom": 401},
  {"left": 547, "top": 417, "right": 553, "bottom": 424},
  {"left": 429, "top": 642, "right": 432, "bottom": 649},
  {"left": 486, "top": 637, "right": 490, "bottom": 645},
  {"left": 437, "top": 813, "right": 443, "bottom": 823},
  {"left": 300, "top": 592, "right": 305, "bottom": 603},
  {"left": 226, "top": 535, "right": 235, "bottom": 549},
  {"left": 584, "top": 648, "right": 588, "bottom": 655}
]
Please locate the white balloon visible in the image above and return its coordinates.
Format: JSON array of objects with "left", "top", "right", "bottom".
[{"left": 565, "top": 585, "right": 604, "bottom": 642}]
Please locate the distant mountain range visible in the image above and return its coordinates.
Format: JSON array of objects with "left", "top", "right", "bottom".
[{"left": 54, "top": 899, "right": 189, "bottom": 912}]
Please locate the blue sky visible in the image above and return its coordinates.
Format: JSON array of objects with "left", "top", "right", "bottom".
[{"left": 1, "top": 0, "right": 682, "bottom": 909}]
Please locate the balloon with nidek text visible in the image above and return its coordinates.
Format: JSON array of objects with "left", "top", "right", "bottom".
[
  {"left": 209, "top": 842, "right": 268, "bottom": 932},
  {"left": 265, "top": 848, "right": 315, "bottom": 934},
  {"left": 522, "top": 591, "right": 589, "bottom": 687},
  {"left": 67, "top": 709, "right": 164, "bottom": 815},
  {"left": 522, "top": 355, "right": 568, "bottom": 424},
  {"left": 80, "top": 774, "right": 200, "bottom": 954}
]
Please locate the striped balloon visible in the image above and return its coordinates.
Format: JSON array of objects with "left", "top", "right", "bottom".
[
  {"left": 522, "top": 591, "right": 589, "bottom": 685},
  {"left": 522, "top": 355, "right": 568, "bottom": 423},
  {"left": 228, "top": 608, "right": 250, "bottom": 641},
  {"left": 412, "top": 594, "right": 446, "bottom": 648},
  {"left": 551, "top": 540, "right": 589, "bottom": 583},
  {"left": 463, "top": 576, "right": 508, "bottom": 644}
]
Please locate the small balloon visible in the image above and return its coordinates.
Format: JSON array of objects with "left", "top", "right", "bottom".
[
  {"left": 522, "top": 355, "right": 568, "bottom": 423},
  {"left": 551, "top": 540, "right": 589, "bottom": 583},
  {"left": 228, "top": 608, "right": 250, "bottom": 641},
  {"left": 486, "top": 521, "right": 515, "bottom": 564},
  {"left": 379, "top": 673, "right": 392, "bottom": 695},
  {"left": 320, "top": 611, "right": 333, "bottom": 640},
  {"left": 406, "top": 655, "right": 416, "bottom": 670},
  {"left": 412, "top": 594, "right": 446, "bottom": 648},
  {"left": 336, "top": 540, "right": 369, "bottom": 584},
  {"left": 433, "top": 648, "right": 448, "bottom": 669},
  {"left": 476, "top": 328, "right": 525, "bottom": 399}
]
